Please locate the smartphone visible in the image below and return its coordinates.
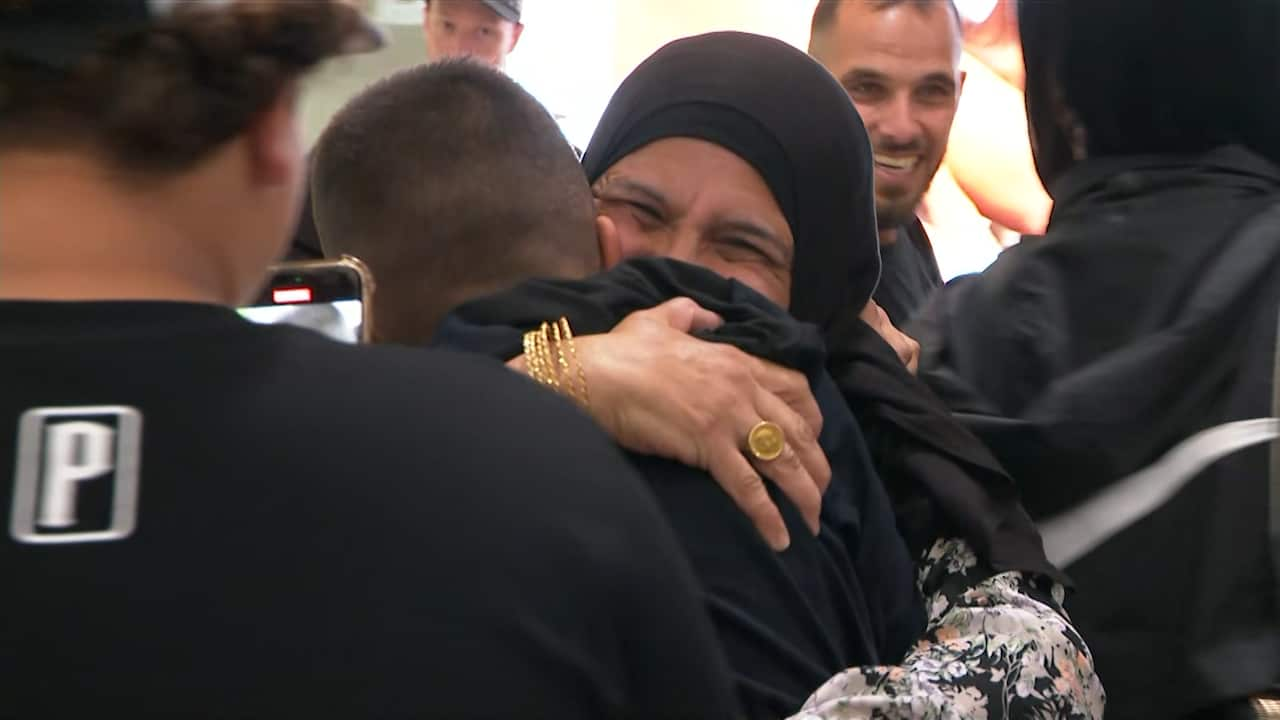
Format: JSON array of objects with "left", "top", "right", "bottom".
[{"left": 237, "top": 255, "right": 374, "bottom": 344}]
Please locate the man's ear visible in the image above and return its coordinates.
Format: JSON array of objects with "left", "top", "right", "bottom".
[
  {"left": 246, "top": 83, "right": 302, "bottom": 188},
  {"left": 507, "top": 22, "right": 524, "bottom": 54},
  {"left": 957, "top": 69, "right": 968, "bottom": 100},
  {"left": 596, "top": 213, "right": 622, "bottom": 269}
]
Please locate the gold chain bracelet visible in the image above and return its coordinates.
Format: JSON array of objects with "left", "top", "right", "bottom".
[
  {"left": 558, "top": 317, "right": 590, "bottom": 409},
  {"left": 522, "top": 317, "right": 589, "bottom": 410}
]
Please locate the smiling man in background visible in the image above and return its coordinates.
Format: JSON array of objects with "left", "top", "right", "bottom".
[{"left": 808, "top": 0, "right": 963, "bottom": 326}]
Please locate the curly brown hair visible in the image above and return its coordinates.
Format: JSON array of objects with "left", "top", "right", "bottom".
[{"left": 0, "top": 0, "right": 374, "bottom": 174}]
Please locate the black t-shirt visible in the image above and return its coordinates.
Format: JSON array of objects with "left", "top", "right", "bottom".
[
  {"left": 873, "top": 219, "right": 943, "bottom": 327},
  {"left": 0, "top": 301, "right": 736, "bottom": 719}
]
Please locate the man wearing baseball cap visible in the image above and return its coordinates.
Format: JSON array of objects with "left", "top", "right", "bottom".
[
  {"left": 424, "top": 0, "right": 523, "bottom": 68},
  {"left": 0, "top": 2, "right": 738, "bottom": 717}
]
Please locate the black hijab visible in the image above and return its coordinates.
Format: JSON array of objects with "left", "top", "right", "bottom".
[
  {"left": 1019, "top": 0, "right": 1280, "bottom": 189},
  {"left": 582, "top": 32, "right": 1062, "bottom": 582},
  {"left": 582, "top": 31, "right": 880, "bottom": 333}
]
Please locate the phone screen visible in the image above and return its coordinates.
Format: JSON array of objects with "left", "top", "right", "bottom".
[{"left": 237, "top": 260, "right": 368, "bottom": 344}]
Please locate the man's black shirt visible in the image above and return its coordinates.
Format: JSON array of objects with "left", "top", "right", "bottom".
[
  {"left": 0, "top": 301, "right": 736, "bottom": 718},
  {"left": 873, "top": 219, "right": 943, "bottom": 327}
]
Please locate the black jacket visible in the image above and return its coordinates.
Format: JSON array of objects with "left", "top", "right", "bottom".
[{"left": 914, "top": 145, "right": 1280, "bottom": 718}]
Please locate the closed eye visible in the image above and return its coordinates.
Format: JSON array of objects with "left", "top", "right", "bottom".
[
  {"left": 717, "top": 236, "right": 780, "bottom": 266},
  {"left": 627, "top": 200, "right": 662, "bottom": 222},
  {"left": 593, "top": 178, "right": 672, "bottom": 229}
]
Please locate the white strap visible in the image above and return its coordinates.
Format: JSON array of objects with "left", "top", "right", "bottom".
[
  {"left": 1272, "top": 309, "right": 1280, "bottom": 577},
  {"left": 1039, "top": 418, "right": 1280, "bottom": 568}
]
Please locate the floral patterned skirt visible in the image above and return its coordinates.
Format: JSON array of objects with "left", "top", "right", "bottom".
[{"left": 789, "top": 538, "right": 1106, "bottom": 720}]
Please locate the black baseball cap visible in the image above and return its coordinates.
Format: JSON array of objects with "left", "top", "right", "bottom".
[{"left": 0, "top": 0, "right": 384, "bottom": 71}]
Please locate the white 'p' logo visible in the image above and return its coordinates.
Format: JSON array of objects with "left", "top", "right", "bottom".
[{"left": 10, "top": 406, "right": 143, "bottom": 544}]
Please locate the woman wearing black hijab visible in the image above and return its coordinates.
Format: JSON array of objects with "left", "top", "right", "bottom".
[
  {"left": 432, "top": 29, "right": 1101, "bottom": 717},
  {"left": 582, "top": 35, "right": 874, "bottom": 334},
  {"left": 582, "top": 30, "right": 1052, "bottom": 573},
  {"left": 563, "top": 31, "right": 1103, "bottom": 717}
]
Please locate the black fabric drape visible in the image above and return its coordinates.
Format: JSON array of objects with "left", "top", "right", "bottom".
[
  {"left": 432, "top": 257, "right": 924, "bottom": 717},
  {"left": 825, "top": 310, "right": 1063, "bottom": 581}
]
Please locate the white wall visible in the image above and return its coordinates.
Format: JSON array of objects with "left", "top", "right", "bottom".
[
  {"left": 300, "top": 22, "right": 426, "bottom": 149},
  {"left": 299, "top": 0, "right": 822, "bottom": 150}
]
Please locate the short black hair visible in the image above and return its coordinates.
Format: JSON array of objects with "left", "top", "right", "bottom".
[
  {"left": 811, "top": 0, "right": 960, "bottom": 39},
  {"left": 311, "top": 59, "right": 598, "bottom": 345}
]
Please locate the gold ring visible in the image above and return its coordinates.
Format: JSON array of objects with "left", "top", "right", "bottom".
[{"left": 747, "top": 421, "right": 785, "bottom": 461}]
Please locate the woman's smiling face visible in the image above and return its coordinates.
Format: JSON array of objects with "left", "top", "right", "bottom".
[{"left": 592, "top": 137, "right": 795, "bottom": 309}]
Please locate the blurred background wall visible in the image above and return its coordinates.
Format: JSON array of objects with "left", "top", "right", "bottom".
[{"left": 299, "top": 0, "right": 818, "bottom": 150}]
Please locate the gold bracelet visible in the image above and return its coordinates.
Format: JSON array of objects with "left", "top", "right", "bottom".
[
  {"left": 559, "top": 317, "right": 590, "bottom": 409},
  {"left": 547, "top": 316, "right": 573, "bottom": 399},
  {"left": 523, "top": 323, "right": 555, "bottom": 389},
  {"left": 522, "top": 326, "right": 539, "bottom": 380},
  {"left": 521, "top": 318, "right": 589, "bottom": 410},
  {"left": 535, "top": 322, "right": 559, "bottom": 391},
  {"left": 551, "top": 317, "right": 585, "bottom": 408}
]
